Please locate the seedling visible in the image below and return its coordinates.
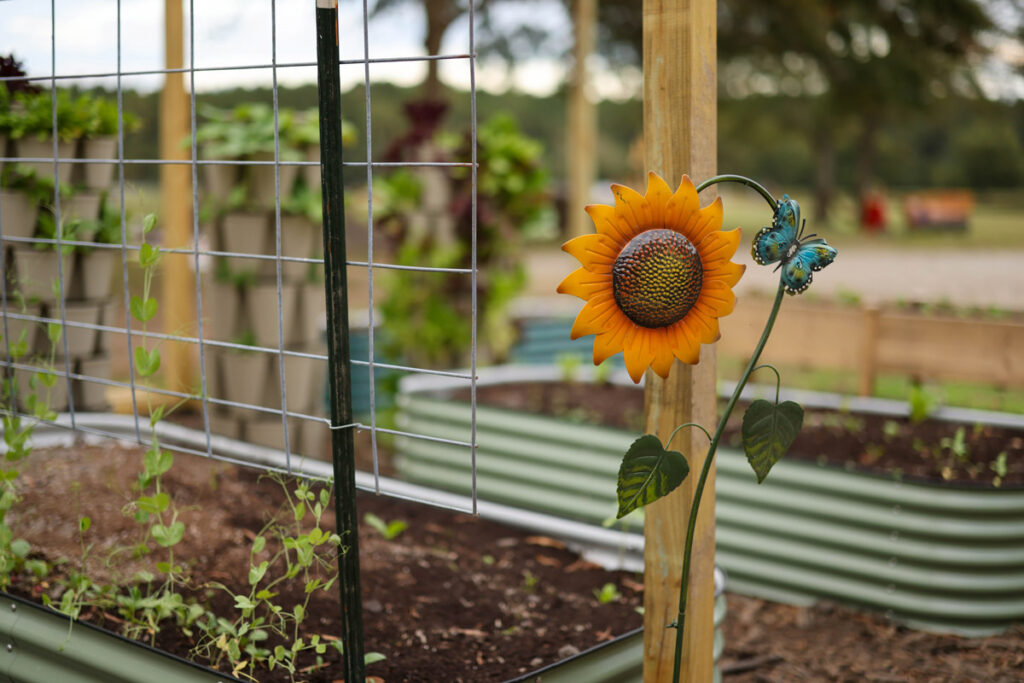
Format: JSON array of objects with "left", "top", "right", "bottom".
[
  {"left": 594, "top": 582, "right": 622, "bottom": 604},
  {"left": 363, "top": 512, "right": 408, "bottom": 541}
]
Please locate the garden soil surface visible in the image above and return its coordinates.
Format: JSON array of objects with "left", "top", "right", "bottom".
[
  {"left": 6, "top": 438, "right": 1024, "bottom": 682},
  {"left": 461, "top": 381, "right": 1024, "bottom": 487}
]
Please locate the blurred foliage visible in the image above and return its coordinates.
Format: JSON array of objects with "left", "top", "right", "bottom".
[
  {"left": 0, "top": 83, "right": 139, "bottom": 142},
  {"left": 375, "top": 113, "right": 551, "bottom": 368}
]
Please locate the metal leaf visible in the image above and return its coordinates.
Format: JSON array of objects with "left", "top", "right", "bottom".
[
  {"left": 741, "top": 399, "right": 804, "bottom": 484},
  {"left": 616, "top": 434, "right": 690, "bottom": 519}
]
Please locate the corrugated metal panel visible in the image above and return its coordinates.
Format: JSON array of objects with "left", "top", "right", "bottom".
[
  {"left": 0, "top": 594, "right": 232, "bottom": 683},
  {"left": 396, "top": 392, "right": 1024, "bottom": 636}
]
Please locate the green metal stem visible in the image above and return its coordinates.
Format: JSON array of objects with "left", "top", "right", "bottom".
[
  {"left": 696, "top": 174, "right": 779, "bottom": 212},
  {"left": 315, "top": 5, "right": 365, "bottom": 682},
  {"left": 670, "top": 281, "right": 786, "bottom": 683}
]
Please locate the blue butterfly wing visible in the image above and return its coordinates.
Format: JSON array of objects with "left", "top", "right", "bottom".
[
  {"left": 751, "top": 195, "right": 801, "bottom": 266},
  {"left": 781, "top": 240, "right": 837, "bottom": 295}
]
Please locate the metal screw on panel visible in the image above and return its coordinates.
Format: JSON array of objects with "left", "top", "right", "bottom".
[
  {"left": 6, "top": 643, "right": 12, "bottom": 652},
  {"left": 9, "top": 604, "right": 14, "bottom": 612}
]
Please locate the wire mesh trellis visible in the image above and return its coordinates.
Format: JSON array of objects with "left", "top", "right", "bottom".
[{"left": 0, "top": 0, "right": 481, "bottom": 677}]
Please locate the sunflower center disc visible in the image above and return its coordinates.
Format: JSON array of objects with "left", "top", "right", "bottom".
[{"left": 612, "top": 229, "right": 703, "bottom": 328}]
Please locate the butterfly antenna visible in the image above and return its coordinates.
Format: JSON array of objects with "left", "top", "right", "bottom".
[{"left": 798, "top": 218, "right": 806, "bottom": 240}]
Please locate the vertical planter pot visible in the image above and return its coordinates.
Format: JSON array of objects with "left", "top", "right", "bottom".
[
  {"left": 63, "top": 192, "right": 103, "bottom": 224},
  {"left": 71, "top": 250, "right": 117, "bottom": 300},
  {"left": 298, "top": 284, "right": 326, "bottom": 346},
  {"left": 78, "top": 136, "right": 117, "bottom": 190},
  {"left": 1, "top": 304, "right": 44, "bottom": 357},
  {"left": 44, "top": 300, "right": 105, "bottom": 358},
  {"left": 203, "top": 161, "right": 238, "bottom": 200},
  {"left": 219, "top": 212, "right": 269, "bottom": 280},
  {"left": 247, "top": 416, "right": 302, "bottom": 452},
  {"left": 14, "top": 137, "right": 75, "bottom": 184},
  {"left": 14, "top": 362, "right": 69, "bottom": 413},
  {"left": 303, "top": 145, "right": 321, "bottom": 190},
  {"left": 0, "top": 190, "right": 39, "bottom": 240},
  {"left": 248, "top": 153, "right": 299, "bottom": 208},
  {"left": 8, "top": 249, "right": 75, "bottom": 301},
  {"left": 217, "top": 349, "right": 271, "bottom": 408},
  {"left": 266, "top": 351, "right": 324, "bottom": 415},
  {"left": 203, "top": 279, "right": 242, "bottom": 341},
  {"left": 74, "top": 354, "right": 111, "bottom": 410},
  {"left": 249, "top": 282, "right": 299, "bottom": 348},
  {"left": 264, "top": 214, "right": 318, "bottom": 281}
]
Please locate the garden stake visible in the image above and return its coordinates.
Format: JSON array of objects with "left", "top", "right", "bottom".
[
  {"left": 315, "top": 3, "right": 365, "bottom": 681},
  {"left": 560, "top": 172, "right": 836, "bottom": 683}
]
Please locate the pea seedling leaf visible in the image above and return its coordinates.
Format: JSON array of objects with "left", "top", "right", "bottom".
[
  {"left": 129, "top": 295, "right": 158, "bottom": 323},
  {"left": 741, "top": 399, "right": 804, "bottom": 483},
  {"left": 616, "top": 434, "right": 689, "bottom": 519}
]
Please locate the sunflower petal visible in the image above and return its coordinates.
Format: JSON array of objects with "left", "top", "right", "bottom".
[
  {"left": 622, "top": 328, "right": 654, "bottom": 384},
  {"left": 667, "top": 321, "right": 701, "bottom": 365},
  {"left": 698, "top": 227, "right": 742, "bottom": 265},
  {"left": 593, "top": 320, "right": 630, "bottom": 366},
  {"left": 585, "top": 204, "right": 632, "bottom": 244},
  {"left": 705, "top": 261, "right": 746, "bottom": 288},
  {"left": 650, "top": 330, "right": 676, "bottom": 378},
  {"left": 611, "top": 183, "right": 651, "bottom": 238},
  {"left": 665, "top": 175, "right": 700, "bottom": 232},
  {"left": 644, "top": 172, "right": 673, "bottom": 228},
  {"left": 557, "top": 267, "right": 611, "bottom": 300},
  {"left": 696, "top": 279, "right": 737, "bottom": 317},
  {"left": 561, "top": 233, "right": 617, "bottom": 271},
  {"left": 570, "top": 295, "right": 621, "bottom": 339},
  {"left": 684, "top": 196, "right": 725, "bottom": 245},
  {"left": 682, "top": 309, "right": 719, "bottom": 346}
]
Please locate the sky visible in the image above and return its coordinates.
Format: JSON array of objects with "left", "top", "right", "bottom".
[
  {"left": 0, "top": 0, "right": 589, "bottom": 97},
  {"left": 0, "top": 0, "right": 1019, "bottom": 101}
]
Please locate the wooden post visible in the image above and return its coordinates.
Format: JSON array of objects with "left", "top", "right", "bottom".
[
  {"left": 159, "top": 0, "right": 195, "bottom": 392},
  {"left": 859, "top": 306, "right": 881, "bottom": 396},
  {"left": 642, "top": 1, "right": 717, "bottom": 681},
  {"left": 567, "top": 0, "right": 597, "bottom": 238}
]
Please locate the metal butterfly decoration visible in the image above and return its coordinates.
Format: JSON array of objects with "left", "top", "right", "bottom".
[{"left": 751, "top": 195, "right": 838, "bottom": 295}]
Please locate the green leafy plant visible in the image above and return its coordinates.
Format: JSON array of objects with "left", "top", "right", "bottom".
[
  {"left": 363, "top": 512, "right": 408, "bottom": 541},
  {"left": 909, "top": 381, "right": 939, "bottom": 423},
  {"left": 991, "top": 452, "right": 1008, "bottom": 487},
  {"left": 594, "top": 582, "right": 622, "bottom": 604},
  {"left": 0, "top": 301, "right": 61, "bottom": 588},
  {"left": 192, "top": 477, "right": 375, "bottom": 681}
]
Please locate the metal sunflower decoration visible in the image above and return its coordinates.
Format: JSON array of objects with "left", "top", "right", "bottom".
[
  {"left": 558, "top": 172, "right": 745, "bottom": 383},
  {"left": 559, "top": 173, "right": 837, "bottom": 683}
]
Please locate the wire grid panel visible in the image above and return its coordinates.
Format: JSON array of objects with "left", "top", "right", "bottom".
[{"left": 0, "top": 1, "right": 479, "bottom": 513}]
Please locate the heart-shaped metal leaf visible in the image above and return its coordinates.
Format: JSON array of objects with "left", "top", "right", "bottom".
[
  {"left": 616, "top": 434, "right": 689, "bottom": 519},
  {"left": 741, "top": 399, "right": 804, "bottom": 483}
]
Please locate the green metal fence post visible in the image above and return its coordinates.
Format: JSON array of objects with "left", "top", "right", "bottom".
[{"left": 314, "top": 2, "right": 365, "bottom": 681}]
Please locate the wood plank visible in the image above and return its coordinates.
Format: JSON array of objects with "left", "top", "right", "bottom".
[
  {"left": 159, "top": 0, "right": 195, "bottom": 393},
  {"left": 567, "top": 0, "right": 597, "bottom": 238},
  {"left": 642, "top": 1, "right": 717, "bottom": 680}
]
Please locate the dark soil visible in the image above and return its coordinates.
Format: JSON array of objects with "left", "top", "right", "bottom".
[
  {"left": 5, "top": 441, "right": 1023, "bottom": 681},
  {"left": 7, "top": 443, "right": 644, "bottom": 682},
  {"left": 462, "top": 382, "right": 1024, "bottom": 487}
]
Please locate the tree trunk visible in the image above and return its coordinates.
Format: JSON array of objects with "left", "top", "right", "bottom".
[
  {"left": 856, "top": 114, "right": 879, "bottom": 199},
  {"left": 813, "top": 122, "right": 835, "bottom": 222},
  {"left": 423, "top": 0, "right": 455, "bottom": 100}
]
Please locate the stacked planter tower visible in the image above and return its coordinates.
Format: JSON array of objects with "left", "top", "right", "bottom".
[
  {"left": 198, "top": 105, "right": 330, "bottom": 460},
  {"left": 1, "top": 88, "right": 123, "bottom": 414}
]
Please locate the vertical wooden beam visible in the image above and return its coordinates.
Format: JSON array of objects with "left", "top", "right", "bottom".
[
  {"left": 859, "top": 306, "right": 881, "bottom": 396},
  {"left": 642, "top": 1, "right": 717, "bottom": 681},
  {"left": 567, "top": 0, "right": 597, "bottom": 238},
  {"left": 159, "top": 0, "right": 194, "bottom": 392}
]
